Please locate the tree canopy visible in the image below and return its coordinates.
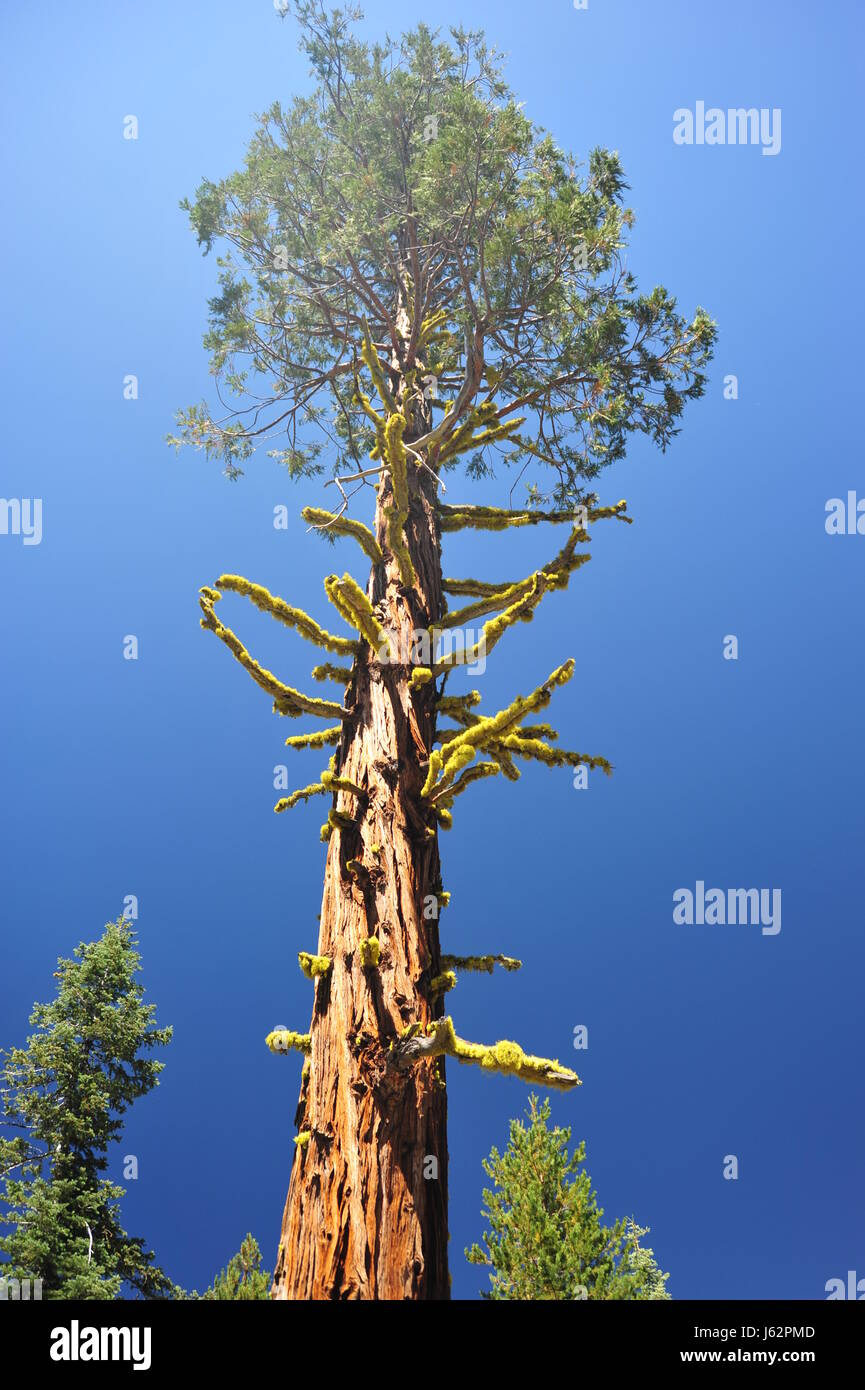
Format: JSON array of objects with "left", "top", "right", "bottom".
[{"left": 171, "top": 2, "right": 715, "bottom": 508}]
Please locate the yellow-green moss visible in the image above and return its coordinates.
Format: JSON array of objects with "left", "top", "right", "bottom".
[
  {"left": 419, "top": 1017, "right": 580, "bottom": 1090},
  {"left": 285, "top": 725, "right": 342, "bottom": 750},
  {"left": 359, "top": 936, "right": 381, "bottom": 968},
  {"left": 438, "top": 503, "right": 582, "bottom": 533},
  {"left": 198, "top": 589, "right": 344, "bottom": 720},
  {"left": 441, "top": 954, "right": 522, "bottom": 974},
  {"left": 311, "top": 661, "right": 353, "bottom": 684},
  {"left": 382, "top": 412, "right": 416, "bottom": 586},
  {"left": 410, "top": 666, "right": 433, "bottom": 688},
  {"left": 324, "top": 573, "right": 387, "bottom": 651},
  {"left": 321, "top": 768, "right": 365, "bottom": 798},
  {"left": 429, "top": 969, "right": 457, "bottom": 995},
  {"left": 302, "top": 506, "right": 384, "bottom": 565},
  {"left": 298, "top": 952, "right": 332, "bottom": 981},
  {"left": 266, "top": 1029, "right": 312, "bottom": 1056},
  {"left": 215, "top": 573, "right": 357, "bottom": 655},
  {"left": 294, "top": 1131, "right": 311, "bottom": 1148},
  {"left": 274, "top": 781, "right": 327, "bottom": 815}
]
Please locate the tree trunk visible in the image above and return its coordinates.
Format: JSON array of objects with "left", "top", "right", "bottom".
[{"left": 272, "top": 408, "right": 450, "bottom": 1300}]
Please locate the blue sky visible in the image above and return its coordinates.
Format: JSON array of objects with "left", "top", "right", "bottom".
[{"left": 1, "top": 0, "right": 862, "bottom": 1299}]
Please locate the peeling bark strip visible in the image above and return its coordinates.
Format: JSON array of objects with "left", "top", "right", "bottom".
[{"left": 273, "top": 440, "right": 450, "bottom": 1301}]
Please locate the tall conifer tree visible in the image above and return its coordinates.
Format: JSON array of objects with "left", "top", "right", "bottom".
[{"left": 174, "top": 2, "right": 714, "bottom": 1298}]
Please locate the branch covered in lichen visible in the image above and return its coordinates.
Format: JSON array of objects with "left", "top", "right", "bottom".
[
  {"left": 382, "top": 412, "right": 416, "bottom": 586},
  {"left": 324, "top": 573, "right": 388, "bottom": 651},
  {"left": 422, "top": 659, "right": 575, "bottom": 799},
  {"left": 298, "top": 952, "right": 332, "bottom": 981},
  {"left": 311, "top": 662, "right": 354, "bottom": 684},
  {"left": 429, "top": 970, "right": 457, "bottom": 995},
  {"left": 198, "top": 589, "right": 344, "bottom": 719},
  {"left": 285, "top": 725, "right": 342, "bottom": 750},
  {"left": 215, "top": 574, "right": 357, "bottom": 655},
  {"left": 438, "top": 504, "right": 583, "bottom": 533},
  {"left": 302, "top": 507, "right": 384, "bottom": 565},
  {"left": 274, "top": 781, "right": 327, "bottom": 814},
  {"left": 441, "top": 954, "right": 522, "bottom": 975},
  {"left": 429, "top": 760, "right": 501, "bottom": 807},
  {"left": 437, "top": 523, "right": 591, "bottom": 631},
  {"left": 321, "top": 765, "right": 365, "bottom": 798},
  {"left": 392, "top": 1017, "right": 580, "bottom": 1091},
  {"left": 433, "top": 573, "right": 550, "bottom": 674},
  {"left": 320, "top": 808, "right": 356, "bottom": 842},
  {"left": 266, "top": 1029, "right": 312, "bottom": 1056}
]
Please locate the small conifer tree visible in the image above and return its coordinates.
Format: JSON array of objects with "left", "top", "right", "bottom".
[
  {"left": 201, "top": 1234, "right": 271, "bottom": 1300},
  {"left": 0, "top": 920, "right": 173, "bottom": 1299},
  {"left": 467, "top": 1096, "right": 670, "bottom": 1300}
]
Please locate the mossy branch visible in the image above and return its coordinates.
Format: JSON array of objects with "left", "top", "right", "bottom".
[
  {"left": 198, "top": 589, "right": 344, "bottom": 720},
  {"left": 438, "top": 504, "right": 583, "bottom": 533},
  {"left": 266, "top": 1029, "right": 312, "bottom": 1056},
  {"left": 382, "top": 412, "right": 416, "bottom": 586},
  {"left": 324, "top": 574, "right": 388, "bottom": 651},
  {"left": 392, "top": 1017, "right": 580, "bottom": 1091},
  {"left": 298, "top": 952, "right": 332, "bottom": 981},
  {"left": 433, "top": 574, "right": 551, "bottom": 675},
  {"left": 274, "top": 782, "right": 327, "bottom": 814},
  {"left": 311, "top": 662, "right": 354, "bottom": 684},
  {"left": 430, "top": 760, "right": 501, "bottom": 807},
  {"left": 215, "top": 574, "right": 357, "bottom": 655},
  {"left": 321, "top": 768, "right": 366, "bottom": 798},
  {"left": 441, "top": 954, "right": 522, "bottom": 975},
  {"left": 421, "top": 659, "right": 575, "bottom": 798},
  {"left": 302, "top": 507, "right": 384, "bottom": 566},
  {"left": 436, "top": 525, "right": 591, "bottom": 631},
  {"left": 285, "top": 725, "right": 342, "bottom": 750}
]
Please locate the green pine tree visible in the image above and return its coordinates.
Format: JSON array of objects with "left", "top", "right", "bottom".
[
  {"left": 201, "top": 1234, "right": 271, "bottom": 1300},
  {"left": 0, "top": 919, "right": 174, "bottom": 1299},
  {"left": 466, "top": 1096, "right": 670, "bottom": 1300}
]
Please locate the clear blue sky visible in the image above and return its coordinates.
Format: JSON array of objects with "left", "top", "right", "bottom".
[{"left": 1, "top": 0, "right": 863, "bottom": 1299}]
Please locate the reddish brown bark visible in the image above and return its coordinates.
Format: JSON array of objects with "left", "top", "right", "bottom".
[{"left": 272, "top": 415, "right": 451, "bottom": 1299}]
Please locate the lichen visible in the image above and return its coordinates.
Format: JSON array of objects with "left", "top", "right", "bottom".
[
  {"left": 441, "top": 954, "right": 522, "bottom": 974},
  {"left": 382, "top": 412, "right": 416, "bottom": 586},
  {"left": 298, "top": 952, "right": 332, "bottom": 980},
  {"left": 294, "top": 1131, "right": 311, "bottom": 1148},
  {"left": 324, "top": 573, "right": 387, "bottom": 652},
  {"left": 266, "top": 1029, "right": 312, "bottom": 1056},
  {"left": 215, "top": 573, "right": 357, "bottom": 655},
  {"left": 321, "top": 768, "right": 365, "bottom": 798},
  {"left": 302, "top": 506, "right": 384, "bottom": 565},
  {"left": 311, "top": 661, "right": 353, "bottom": 684},
  {"left": 394, "top": 1016, "right": 580, "bottom": 1091},
  {"left": 429, "top": 969, "right": 457, "bottom": 995},
  {"left": 359, "top": 936, "right": 381, "bottom": 968},
  {"left": 410, "top": 666, "right": 433, "bottom": 688},
  {"left": 285, "top": 725, "right": 342, "bottom": 750},
  {"left": 198, "top": 589, "right": 344, "bottom": 720},
  {"left": 422, "top": 659, "right": 576, "bottom": 799}
]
